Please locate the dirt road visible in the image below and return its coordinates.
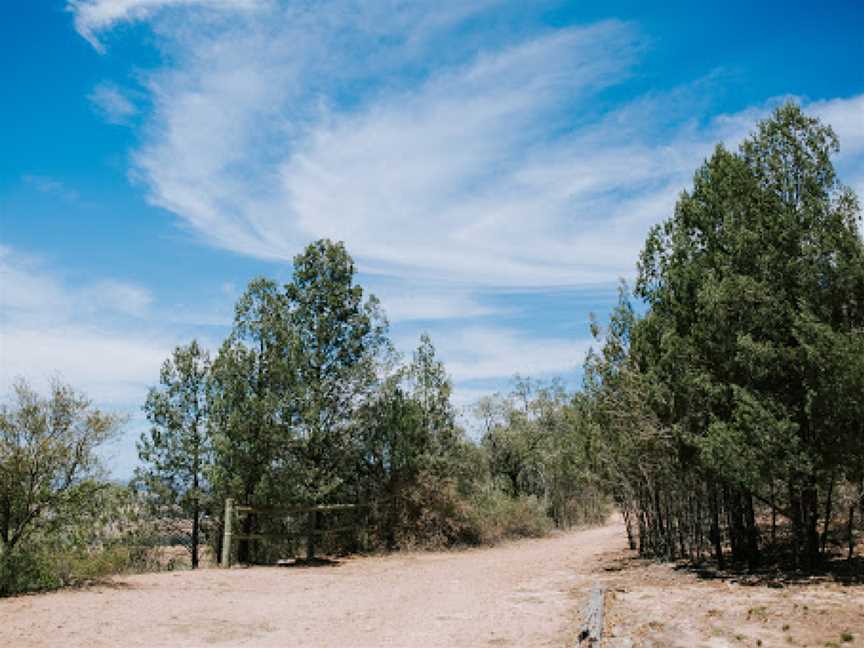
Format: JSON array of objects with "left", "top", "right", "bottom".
[{"left": 0, "top": 520, "right": 625, "bottom": 648}]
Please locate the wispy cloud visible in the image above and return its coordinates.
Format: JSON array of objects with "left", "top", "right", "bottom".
[
  {"left": 22, "top": 174, "right": 80, "bottom": 202},
  {"left": 369, "top": 279, "right": 509, "bottom": 322},
  {"left": 125, "top": 13, "right": 647, "bottom": 284},
  {"left": 64, "top": 0, "right": 864, "bottom": 423},
  {"left": 71, "top": 1, "right": 864, "bottom": 289},
  {"left": 0, "top": 246, "right": 164, "bottom": 404},
  {"left": 397, "top": 325, "right": 589, "bottom": 385},
  {"left": 81, "top": 280, "right": 154, "bottom": 316},
  {"left": 88, "top": 82, "right": 138, "bottom": 125},
  {"left": 808, "top": 94, "right": 864, "bottom": 204},
  {"left": 68, "top": 0, "right": 268, "bottom": 52},
  {"left": 0, "top": 246, "right": 235, "bottom": 477}
]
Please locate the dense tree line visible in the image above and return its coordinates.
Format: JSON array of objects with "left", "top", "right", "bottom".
[
  {"left": 587, "top": 104, "right": 864, "bottom": 570},
  {"left": 136, "top": 240, "right": 607, "bottom": 566}
]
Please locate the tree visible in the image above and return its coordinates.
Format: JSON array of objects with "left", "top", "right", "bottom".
[
  {"left": 631, "top": 102, "right": 864, "bottom": 568},
  {"left": 405, "top": 333, "right": 458, "bottom": 465},
  {"left": 355, "top": 377, "right": 426, "bottom": 549},
  {"left": 137, "top": 340, "right": 211, "bottom": 569},
  {"left": 284, "top": 239, "right": 388, "bottom": 558},
  {"left": 208, "top": 278, "right": 291, "bottom": 563},
  {"left": 0, "top": 380, "right": 120, "bottom": 573}
]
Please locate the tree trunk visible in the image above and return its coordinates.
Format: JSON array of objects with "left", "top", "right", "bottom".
[
  {"left": 386, "top": 481, "right": 398, "bottom": 551},
  {"left": 238, "top": 486, "right": 253, "bottom": 564},
  {"left": 0, "top": 496, "right": 9, "bottom": 550},
  {"left": 710, "top": 487, "right": 724, "bottom": 569},
  {"left": 803, "top": 485, "right": 821, "bottom": 571},
  {"left": 191, "top": 469, "right": 200, "bottom": 569},
  {"left": 770, "top": 480, "right": 777, "bottom": 547},
  {"left": 790, "top": 485, "right": 802, "bottom": 569},
  {"left": 191, "top": 502, "right": 200, "bottom": 569},
  {"left": 848, "top": 505, "right": 856, "bottom": 561},
  {"left": 820, "top": 476, "right": 834, "bottom": 555},
  {"left": 622, "top": 509, "right": 636, "bottom": 551},
  {"left": 744, "top": 493, "right": 760, "bottom": 570}
]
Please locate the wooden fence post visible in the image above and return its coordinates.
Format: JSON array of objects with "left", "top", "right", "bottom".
[{"left": 221, "top": 497, "right": 234, "bottom": 568}]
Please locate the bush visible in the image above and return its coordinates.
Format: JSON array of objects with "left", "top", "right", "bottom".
[
  {"left": 394, "top": 472, "right": 475, "bottom": 549},
  {"left": 462, "top": 489, "right": 553, "bottom": 545},
  {"left": 0, "top": 483, "right": 169, "bottom": 597},
  {"left": 0, "top": 548, "right": 62, "bottom": 596}
]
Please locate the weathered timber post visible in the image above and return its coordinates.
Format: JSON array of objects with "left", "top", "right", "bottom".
[
  {"left": 577, "top": 585, "right": 606, "bottom": 647},
  {"left": 221, "top": 497, "right": 234, "bottom": 568},
  {"left": 306, "top": 509, "right": 318, "bottom": 560}
]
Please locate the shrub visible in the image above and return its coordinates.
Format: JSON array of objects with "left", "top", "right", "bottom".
[
  {"left": 0, "top": 548, "right": 62, "bottom": 596},
  {"left": 462, "top": 489, "right": 553, "bottom": 545}
]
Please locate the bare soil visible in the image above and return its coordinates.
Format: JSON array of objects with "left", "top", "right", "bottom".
[
  {"left": 3, "top": 519, "right": 862, "bottom": 647},
  {"left": 597, "top": 552, "right": 864, "bottom": 647},
  {"left": 0, "top": 521, "right": 624, "bottom": 647}
]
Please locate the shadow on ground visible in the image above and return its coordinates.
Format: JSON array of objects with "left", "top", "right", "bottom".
[
  {"left": 275, "top": 556, "right": 342, "bottom": 569},
  {"left": 596, "top": 547, "right": 864, "bottom": 588},
  {"left": 676, "top": 554, "right": 864, "bottom": 588}
]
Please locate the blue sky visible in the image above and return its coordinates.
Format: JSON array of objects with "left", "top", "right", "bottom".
[{"left": 1, "top": 0, "right": 863, "bottom": 478}]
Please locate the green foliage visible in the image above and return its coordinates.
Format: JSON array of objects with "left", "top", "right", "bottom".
[
  {"left": 462, "top": 490, "right": 553, "bottom": 545},
  {"left": 595, "top": 102, "right": 864, "bottom": 567},
  {"left": 0, "top": 379, "right": 121, "bottom": 563},
  {"left": 285, "top": 240, "right": 389, "bottom": 514},
  {"left": 200, "top": 253, "right": 593, "bottom": 558},
  {"left": 478, "top": 377, "right": 607, "bottom": 529},
  {"left": 136, "top": 340, "right": 212, "bottom": 568},
  {"left": 209, "top": 277, "right": 288, "bottom": 509},
  {"left": 13, "top": 106, "right": 860, "bottom": 581},
  {"left": 0, "top": 480, "right": 163, "bottom": 596},
  {"left": 354, "top": 334, "right": 483, "bottom": 549}
]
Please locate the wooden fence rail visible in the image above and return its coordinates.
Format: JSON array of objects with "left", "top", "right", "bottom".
[{"left": 220, "top": 498, "right": 364, "bottom": 568}]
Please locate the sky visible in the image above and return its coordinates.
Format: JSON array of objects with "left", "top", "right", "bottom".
[{"left": 1, "top": 0, "right": 863, "bottom": 478}]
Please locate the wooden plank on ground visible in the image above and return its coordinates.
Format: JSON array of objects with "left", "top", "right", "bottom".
[{"left": 577, "top": 585, "right": 606, "bottom": 647}]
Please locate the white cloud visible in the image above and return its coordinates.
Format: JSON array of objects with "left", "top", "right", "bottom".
[
  {"left": 370, "top": 281, "right": 507, "bottom": 322},
  {"left": 0, "top": 247, "right": 234, "bottom": 477},
  {"left": 78, "top": 1, "right": 864, "bottom": 288},
  {"left": 81, "top": 280, "right": 154, "bottom": 316},
  {"left": 88, "top": 82, "right": 138, "bottom": 124},
  {"left": 68, "top": 0, "right": 268, "bottom": 52},
  {"left": 809, "top": 94, "right": 864, "bottom": 156},
  {"left": 0, "top": 247, "right": 166, "bottom": 406},
  {"left": 399, "top": 326, "right": 590, "bottom": 384},
  {"left": 0, "top": 327, "right": 167, "bottom": 406},
  {"left": 127, "top": 15, "right": 651, "bottom": 284}
]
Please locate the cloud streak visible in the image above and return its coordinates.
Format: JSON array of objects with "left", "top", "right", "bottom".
[
  {"left": 73, "top": 1, "right": 864, "bottom": 290},
  {"left": 68, "top": 0, "right": 267, "bottom": 52},
  {"left": 88, "top": 82, "right": 138, "bottom": 124},
  {"left": 63, "top": 0, "right": 864, "bottom": 427}
]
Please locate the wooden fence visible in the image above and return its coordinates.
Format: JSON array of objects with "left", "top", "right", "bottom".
[{"left": 220, "top": 498, "right": 365, "bottom": 567}]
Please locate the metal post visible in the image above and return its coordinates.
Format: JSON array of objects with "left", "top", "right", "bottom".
[{"left": 221, "top": 497, "right": 234, "bottom": 568}]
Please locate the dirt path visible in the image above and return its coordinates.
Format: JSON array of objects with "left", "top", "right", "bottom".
[{"left": 0, "top": 520, "right": 625, "bottom": 648}]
